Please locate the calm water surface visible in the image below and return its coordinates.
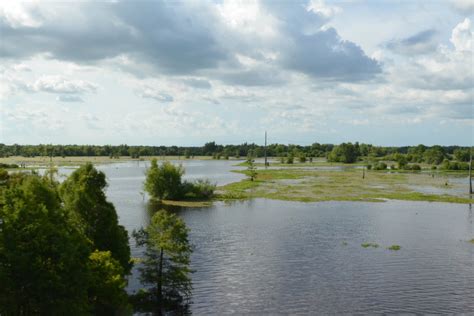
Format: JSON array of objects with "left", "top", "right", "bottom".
[{"left": 52, "top": 161, "right": 474, "bottom": 314}]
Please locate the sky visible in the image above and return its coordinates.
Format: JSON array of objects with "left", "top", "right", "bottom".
[{"left": 0, "top": 0, "right": 473, "bottom": 146}]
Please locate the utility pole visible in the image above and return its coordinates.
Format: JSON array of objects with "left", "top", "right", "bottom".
[
  {"left": 49, "top": 145, "right": 54, "bottom": 184},
  {"left": 264, "top": 131, "right": 268, "bottom": 169},
  {"left": 469, "top": 148, "right": 472, "bottom": 195}
]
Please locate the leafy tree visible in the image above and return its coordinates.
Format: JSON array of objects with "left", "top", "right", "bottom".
[
  {"left": 327, "top": 143, "right": 359, "bottom": 163},
  {"left": 144, "top": 159, "right": 185, "bottom": 200},
  {"left": 0, "top": 176, "right": 91, "bottom": 314},
  {"left": 132, "top": 210, "right": 192, "bottom": 315},
  {"left": 87, "top": 250, "right": 130, "bottom": 314},
  {"left": 454, "top": 149, "right": 470, "bottom": 162},
  {"left": 247, "top": 153, "right": 257, "bottom": 181},
  {"left": 60, "top": 163, "right": 131, "bottom": 273},
  {"left": 423, "top": 147, "right": 446, "bottom": 165}
]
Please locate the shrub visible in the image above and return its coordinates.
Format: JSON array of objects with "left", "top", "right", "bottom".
[
  {"left": 373, "top": 162, "right": 387, "bottom": 170},
  {"left": 183, "top": 179, "right": 216, "bottom": 199}
]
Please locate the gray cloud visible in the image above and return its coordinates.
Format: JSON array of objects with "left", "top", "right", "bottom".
[
  {"left": 0, "top": 0, "right": 380, "bottom": 85},
  {"left": 182, "top": 78, "right": 212, "bottom": 89},
  {"left": 386, "top": 29, "right": 438, "bottom": 55},
  {"left": 56, "top": 95, "right": 84, "bottom": 102},
  {"left": 137, "top": 86, "right": 174, "bottom": 103}
]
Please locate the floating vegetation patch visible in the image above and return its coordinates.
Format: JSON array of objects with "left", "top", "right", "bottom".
[
  {"left": 361, "top": 242, "right": 379, "bottom": 248},
  {"left": 387, "top": 245, "right": 401, "bottom": 251},
  {"left": 469, "top": 239, "right": 474, "bottom": 244}
]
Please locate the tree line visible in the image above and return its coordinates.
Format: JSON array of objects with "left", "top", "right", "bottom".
[{"left": 0, "top": 142, "right": 470, "bottom": 161}]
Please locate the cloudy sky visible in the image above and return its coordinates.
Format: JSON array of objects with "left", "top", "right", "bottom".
[{"left": 0, "top": 0, "right": 472, "bottom": 146}]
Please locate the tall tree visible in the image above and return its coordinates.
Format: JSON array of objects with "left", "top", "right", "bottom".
[
  {"left": 60, "top": 163, "right": 131, "bottom": 273},
  {"left": 0, "top": 176, "right": 91, "bottom": 314},
  {"left": 132, "top": 210, "right": 192, "bottom": 315}
]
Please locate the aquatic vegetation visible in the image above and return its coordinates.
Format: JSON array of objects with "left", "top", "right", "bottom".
[
  {"left": 469, "top": 239, "right": 474, "bottom": 244},
  {"left": 387, "top": 245, "right": 401, "bottom": 251},
  {"left": 220, "top": 167, "right": 473, "bottom": 204},
  {"left": 361, "top": 242, "right": 379, "bottom": 248}
]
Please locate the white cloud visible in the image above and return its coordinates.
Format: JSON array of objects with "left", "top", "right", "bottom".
[
  {"left": 450, "top": 18, "right": 472, "bottom": 52},
  {"left": 31, "top": 75, "right": 98, "bottom": 94},
  {"left": 136, "top": 86, "right": 174, "bottom": 103}
]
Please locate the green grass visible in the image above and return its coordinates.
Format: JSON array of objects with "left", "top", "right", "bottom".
[
  {"left": 218, "top": 167, "right": 473, "bottom": 204},
  {"left": 361, "top": 242, "right": 379, "bottom": 248},
  {"left": 387, "top": 245, "right": 401, "bottom": 251}
]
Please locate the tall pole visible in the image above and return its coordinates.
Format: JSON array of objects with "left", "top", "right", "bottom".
[
  {"left": 264, "top": 131, "right": 268, "bottom": 169},
  {"left": 469, "top": 149, "right": 472, "bottom": 195}
]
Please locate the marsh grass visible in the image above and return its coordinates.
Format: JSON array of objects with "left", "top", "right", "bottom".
[
  {"left": 219, "top": 167, "right": 473, "bottom": 204},
  {"left": 387, "top": 245, "right": 401, "bottom": 251},
  {"left": 361, "top": 243, "right": 379, "bottom": 248}
]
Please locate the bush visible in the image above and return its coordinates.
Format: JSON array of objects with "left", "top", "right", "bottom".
[
  {"left": 441, "top": 160, "right": 469, "bottom": 170},
  {"left": 144, "top": 160, "right": 184, "bottom": 200},
  {"left": 286, "top": 155, "right": 294, "bottom": 164},
  {"left": 373, "top": 162, "right": 387, "bottom": 170},
  {"left": 0, "top": 163, "right": 19, "bottom": 169},
  {"left": 183, "top": 179, "right": 216, "bottom": 199},
  {"left": 409, "top": 164, "right": 421, "bottom": 171},
  {"left": 366, "top": 164, "right": 372, "bottom": 170}
]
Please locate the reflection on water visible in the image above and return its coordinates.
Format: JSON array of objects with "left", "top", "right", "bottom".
[
  {"left": 28, "top": 161, "right": 474, "bottom": 314},
  {"left": 176, "top": 199, "right": 474, "bottom": 314}
]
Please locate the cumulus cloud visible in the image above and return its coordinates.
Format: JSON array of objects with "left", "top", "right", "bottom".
[
  {"left": 0, "top": 0, "right": 380, "bottom": 84},
  {"left": 386, "top": 29, "right": 438, "bottom": 55},
  {"left": 450, "top": 18, "right": 472, "bottom": 52},
  {"left": 136, "top": 86, "right": 174, "bottom": 103},
  {"left": 31, "top": 75, "right": 97, "bottom": 94}
]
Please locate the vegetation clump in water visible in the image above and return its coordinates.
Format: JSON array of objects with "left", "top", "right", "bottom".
[
  {"left": 361, "top": 242, "right": 379, "bottom": 248},
  {"left": 144, "top": 159, "right": 216, "bottom": 201},
  {"left": 387, "top": 245, "right": 401, "bottom": 251}
]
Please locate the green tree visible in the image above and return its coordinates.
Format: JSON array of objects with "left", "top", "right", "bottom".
[
  {"left": 454, "top": 149, "right": 470, "bottom": 162},
  {"left": 132, "top": 210, "right": 192, "bottom": 315},
  {"left": 0, "top": 176, "right": 91, "bottom": 314},
  {"left": 144, "top": 159, "right": 185, "bottom": 200},
  {"left": 60, "top": 163, "right": 131, "bottom": 273},
  {"left": 327, "top": 143, "right": 359, "bottom": 163},
  {"left": 247, "top": 153, "right": 257, "bottom": 181},
  {"left": 87, "top": 250, "right": 130, "bottom": 314},
  {"left": 423, "top": 146, "right": 445, "bottom": 165}
]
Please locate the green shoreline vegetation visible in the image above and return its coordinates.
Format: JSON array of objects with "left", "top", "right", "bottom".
[{"left": 217, "top": 167, "right": 472, "bottom": 204}]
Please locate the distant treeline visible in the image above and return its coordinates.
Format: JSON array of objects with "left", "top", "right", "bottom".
[{"left": 0, "top": 142, "right": 471, "bottom": 163}]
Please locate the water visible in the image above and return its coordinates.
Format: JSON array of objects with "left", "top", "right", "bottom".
[{"left": 32, "top": 160, "right": 474, "bottom": 313}]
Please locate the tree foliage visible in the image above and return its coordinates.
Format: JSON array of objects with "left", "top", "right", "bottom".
[
  {"left": 144, "top": 159, "right": 215, "bottom": 201},
  {"left": 0, "top": 176, "right": 91, "bottom": 314},
  {"left": 0, "top": 171, "right": 132, "bottom": 314},
  {"left": 327, "top": 143, "right": 359, "bottom": 163},
  {"left": 144, "top": 159, "right": 185, "bottom": 200},
  {"left": 60, "top": 163, "right": 131, "bottom": 273},
  {"left": 132, "top": 210, "right": 192, "bottom": 315}
]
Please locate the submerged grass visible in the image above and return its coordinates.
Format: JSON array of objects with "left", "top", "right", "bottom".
[{"left": 361, "top": 243, "right": 379, "bottom": 248}]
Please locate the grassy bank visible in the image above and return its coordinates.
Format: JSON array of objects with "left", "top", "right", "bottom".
[{"left": 217, "top": 167, "right": 473, "bottom": 204}]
